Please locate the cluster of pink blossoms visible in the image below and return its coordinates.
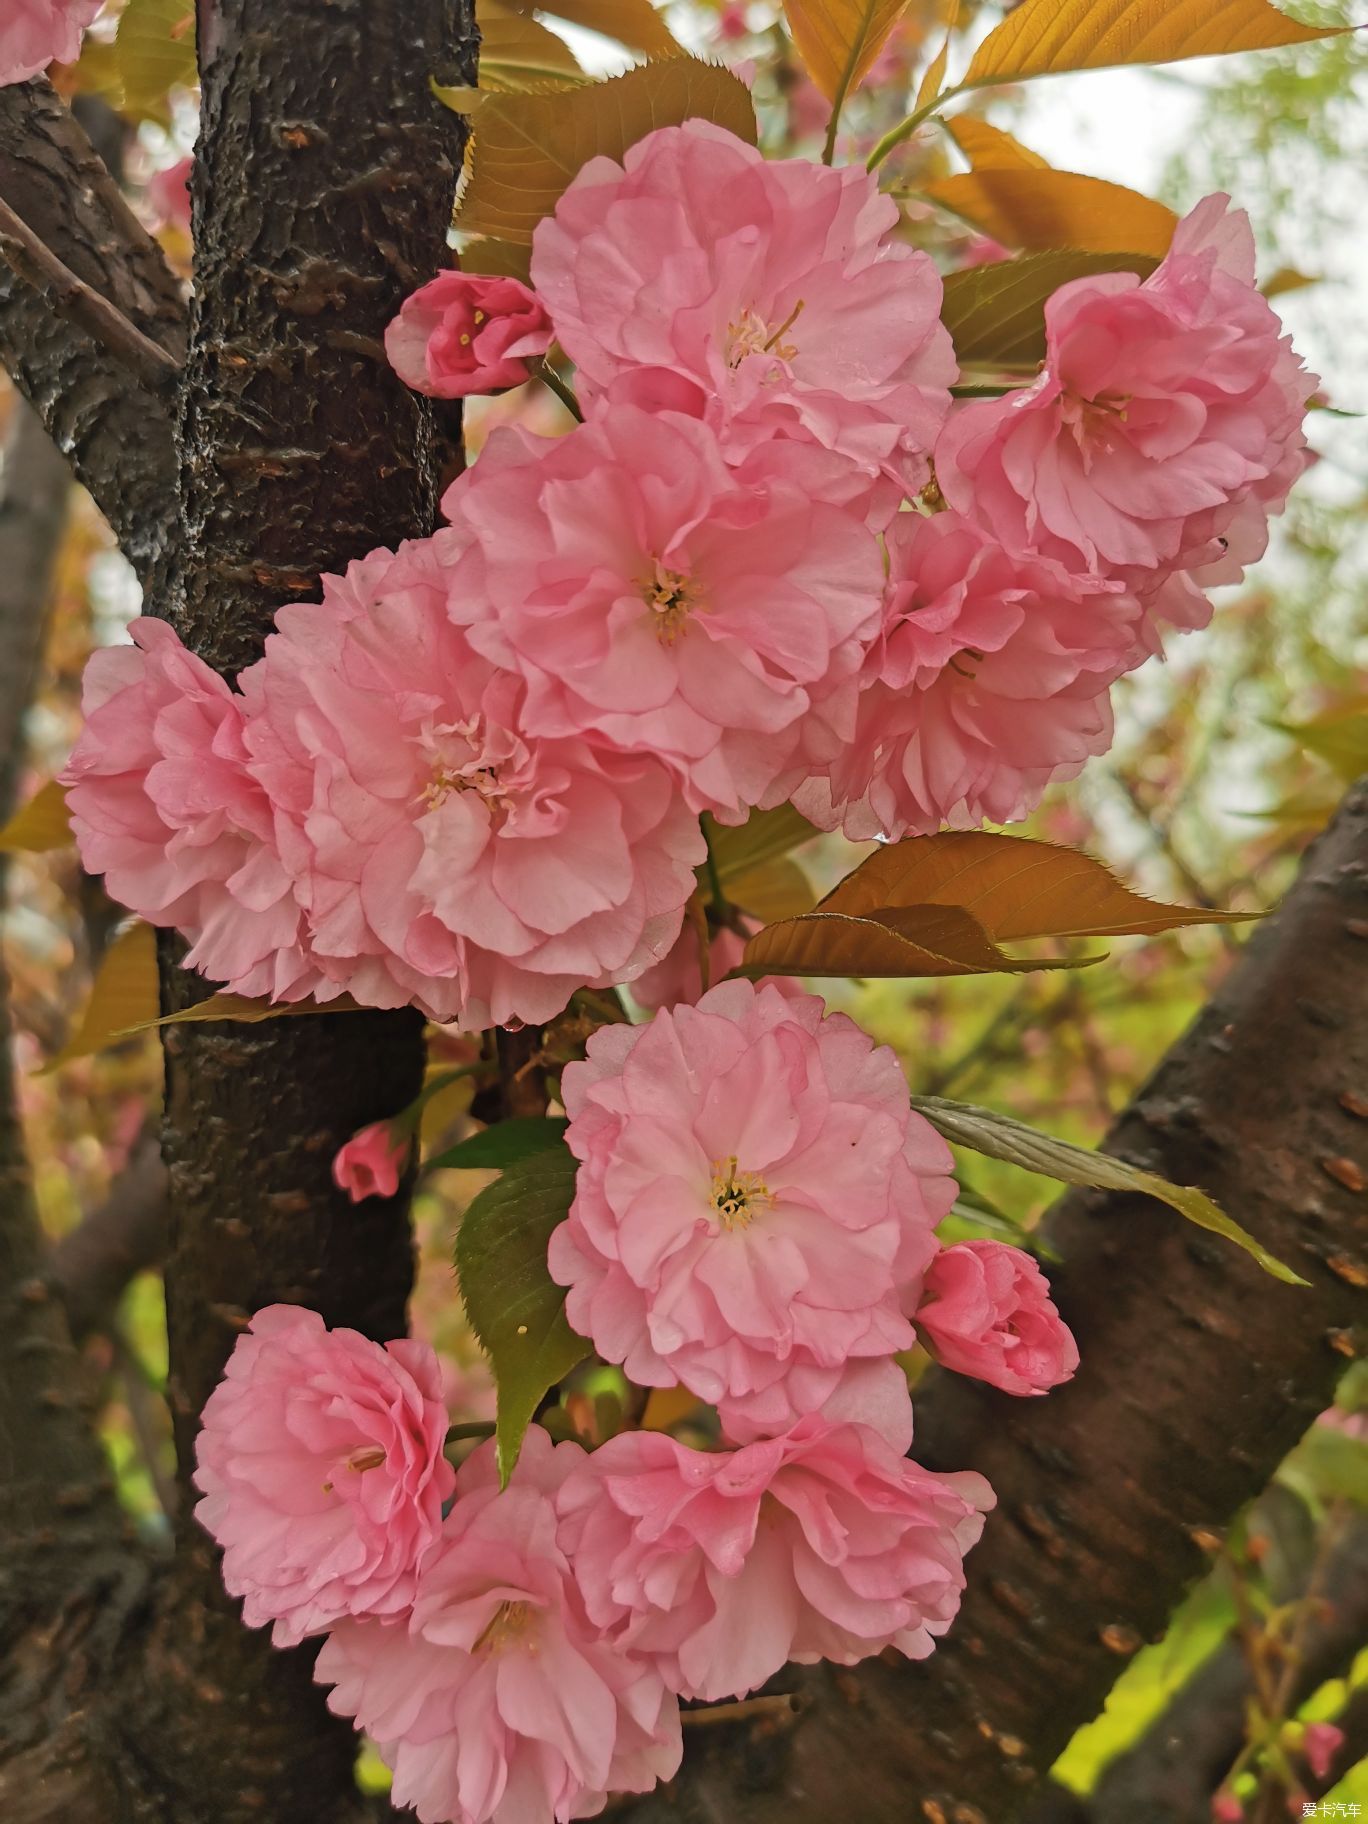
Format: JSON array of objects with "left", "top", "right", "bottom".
[
  {"left": 197, "top": 981, "right": 1081, "bottom": 1824},
  {"left": 61, "top": 121, "right": 1312, "bottom": 1030}
]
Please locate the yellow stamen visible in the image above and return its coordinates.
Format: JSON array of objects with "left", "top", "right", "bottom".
[{"left": 710, "top": 1155, "right": 771, "bottom": 1231}]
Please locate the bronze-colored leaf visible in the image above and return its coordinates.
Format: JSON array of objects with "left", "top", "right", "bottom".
[
  {"left": 737, "top": 903, "right": 1093, "bottom": 980},
  {"left": 923, "top": 169, "right": 1178, "bottom": 258},
  {"left": 781, "top": 0, "right": 913, "bottom": 106},
  {"left": 946, "top": 115, "right": 1049, "bottom": 170},
  {"left": 0, "top": 779, "right": 71, "bottom": 854}
]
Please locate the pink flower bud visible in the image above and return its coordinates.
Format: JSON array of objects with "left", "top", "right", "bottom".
[
  {"left": 333, "top": 1122, "right": 410, "bottom": 1202},
  {"left": 913, "top": 1239, "right": 1079, "bottom": 1397},
  {"left": 384, "top": 269, "right": 554, "bottom": 399}
]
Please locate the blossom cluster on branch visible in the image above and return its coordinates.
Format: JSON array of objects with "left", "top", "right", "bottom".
[{"left": 49, "top": 91, "right": 1315, "bottom": 1824}]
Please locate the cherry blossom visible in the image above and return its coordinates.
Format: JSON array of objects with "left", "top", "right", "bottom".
[
  {"left": 530, "top": 120, "right": 956, "bottom": 497},
  {"left": 239, "top": 538, "right": 703, "bottom": 1027},
  {"left": 557, "top": 1418, "right": 993, "bottom": 1701},
  {"left": 0, "top": 0, "right": 102, "bottom": 86},
  {"left": 333, "top": 1122, "right": 411, "bottom": 1203},
  {"left": 441, "top": 406, "right": 884, "bottom": 824},
  {"left": 316, "top": 1430, "right": 681, "bottom": 1824},
  {"left": 193, "top": 1306, "right": 454, "bottom": 1647},
  {"left": 794, "top": 509, "right": 1141, "bottom": 839},
  {"left": 548, "top": 979, "right": 956, "bottom": 1431}
]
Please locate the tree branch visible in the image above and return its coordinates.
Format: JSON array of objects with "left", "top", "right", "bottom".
[
  {"left": 621, "top": 780, "right": 1368, "bottom": 1822},
  {"left": 0, "top": 79, "right": 185, "bottom": 588},
  {"left": 0, "top": 195, "right": 181, "bottom": 396},
  {"left": 48, "top": 1127, "right": 168, "bottom": 1343}
]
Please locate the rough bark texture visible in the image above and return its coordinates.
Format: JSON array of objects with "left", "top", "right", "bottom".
[
  {"left": 623, "top": 782, "right": 1368, "bottom": 1824},
  {"left": 0, "top": 397, "right": 68, "bottom": 808},
  {"left": 139, "top": 4, "right": 474, "bottom": 1817},
  {"left": 0, "top": 80, "right": 183, "bottom": 590}
]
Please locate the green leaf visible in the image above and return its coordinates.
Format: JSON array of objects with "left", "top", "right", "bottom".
[
  {"left": 1279, "top": 1424, "right": 1368, "bottom": 1511},
  {"left": 428, "top": 1117, "right": 570, "bottom": 1172},
  {"left": 446, "top": 57, "right": 757, "bottom": 246},
  {"left": 940, "top": 250, "right": 1160, "bottom": 367},
  {"left": 1276, "top": 703, "right": 1368, "bottom": 783},
  {"left": 455, "top": 1144, "right": 588, "bottom": 1485},
  {"left": 0, "top": 779, "right": 71, "bottom": 854},
  {"left": 908, "top": 1093, "right": 1308, "bottom": 1286}
]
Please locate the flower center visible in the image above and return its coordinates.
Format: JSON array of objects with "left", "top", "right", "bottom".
[
  {"left": 725, "top": 299, "right": 804, "bottom": 368},
  {"left": 419, "top": 715, "right": 527, "bottom": 817},
  {"left": 1062, "top": 389, "right": 1133, "bottom": 454},
  {"left": 322, "top": 1443, "right": 386, "bottom": 1494},
  {"left": 641, "top": 562, "right": 701, "bottom": 646},
  {"left": 475, "top": 1599, "right": 534, "bottom": 1655},
  {"left": 710, "top": 1155, "right": 771, "bottom": 1232}
]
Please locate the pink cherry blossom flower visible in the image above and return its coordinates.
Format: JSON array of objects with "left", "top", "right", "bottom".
[
  {"left": 316, "top": 1429, "right": 681, "bottom": 1824},
  {"left": 147, "top": 156, "right": 193, "bottom": 234},
  {"left": 239, "top": 538, "right": 703, "bottom": 1028},
  {"left": 530, "top": 121, "right": 956, "bottom": 497},
  {"left": 193, "top": 1305, "right": 454, "bottom": 1647},
  {"left": 441, "top": 407, "right": 884, "bottom": 824},
  {"left": 333, "top": 1121, "right": 411, "bottom": 1202},
  {"left": 385, "top": 270, "right": 554, "bottom": 400},
  {"left": 1210, "top": 1792, "right": 1243, "bottom": 1823},
  {"left": 557, "top": 1418, "right": 993, "bottom": 1701},
  {"left": 61, "top": 618, "right": 322, "bottom": 1002},
  {"left": 718, "top": 1355, "right": 917, "bottom": 1456},
  {"left": 1, "top": 0, "right": 102, "bottom": 85},
  {"left": 910, "top": 1239, "right": 1079, "bottom": 1397},
  {"left": 547, "top": 979, "right": 956, "bottom": 1430},
  {"left": 937, "top": 195, "right": 1315, "bottom": 623},
  {"left": 1302, "top": 1721, "right": 1345, "bottom": 1781},
  {"left": 794, "top": 509, "right": 1142, "bottom": 840}
]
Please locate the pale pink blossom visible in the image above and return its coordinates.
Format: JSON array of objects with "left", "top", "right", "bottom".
[
  {"left": 530, "top": 121, "right": 956, "bottom": 497},
  {"left": 1210, "top": 1792, "right": 1243, "bottom": 1823},
  {"left": 61, "top": 618, "right": 322, "bottom": 1002},
  {"left": 718, "top": 1355, "right": 916, "bottom": 1456},
  {"left": 385, "top": 270, "right": 554, "bottom": 400},
  {"left": 0, "top": 0, "right": 102, "bottom": 84},
  {"left": 557, "top": 1418, "right": 993, "bottom": 1701},
  {"left": 333, "top": 1121, "right": 410, "bottom": 1202},
  {"left": 239, "top": 539, "right": 703, "bottom": 1028},
  {"left": 147, "top": 156, "right": 193, "bottom": 233},
  {"left": 1302, "top": 1721, "right": 1345, "bottom": 1782},
  {"left": 910, "top": 1239, "right": 1077, "bottom": 1396},
  {"left": 441, "top": 407, "right": 884, "bottom": 823},
  {"left": 937, "top": 195, "right": 1315, "bottom": 625},
  {"left": 547, "top": 979, "right": 956, "bottom": 1430},
  {"left": 316, "top": 1429, "right": 681, "bottom": 1824},
  {"left": 794, "top": 510, "right": 1141, "bottom": 840},
  {"left": 193, "top": 1305, "right": 454, "bottom": 1647}
]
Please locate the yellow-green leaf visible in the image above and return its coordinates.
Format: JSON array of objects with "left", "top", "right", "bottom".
[
  {"left": 448, "top": 57, "right": 757, "bottom": 245},
  {"left": 728, "top": 858, "right": 817, "bottom": 923},
  {"left": 73, "top": 0, "right": 197, "bottom": 125},
  {"left": 457, "top": 236, "right": 533, "bottom": 281},
  {"left": 781, "top": 0, "right": 912, "bottom": 106},
  {"left": 941, "top": 249, "right": 1159, "bottom": 366},
  {"left": 946, "top": 115, "right": 1050, "bottom": 169},
  {"left": 1277, "top": 703, "right": 1368, "bottom": 782},
  {"left": 737, "top": 903, "right": 1095, "bottom": 980},
  {"left": 964, "top": 0, "right": 1340, "bottom": 88},
  {"left": 820, "top": 830, "right": 1252, "bottom": 939},
  {"left": 40, "top": 921, "right": 158, "bottom": 1073},
  {"left": 455, "top": 1144, "right": 588, "bottom": 1485},
  {"left": 0, "top": 779, "right": 71, "bottom": 854},
  {"left": 121, "top": 990, "right": 366, "bottom": 1036},
  {"left": 470, "top": 2, "right": 586, "bottom": 92},
  {"left": 909, "top": 1094, "right": 1308, "bottom": 1286},
  {"left": 704, "top": 805, "right": 818, "bottom": 883},
  {"left": 508, "top": 0, "right": 680, "bottom": 57},
  {"left": 924, "top": 168, "right": 1178, "bottom": 258}
]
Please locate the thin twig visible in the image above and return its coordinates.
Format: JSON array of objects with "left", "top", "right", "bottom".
[
  {"left": 0, "top": 194, "right": 181, "bottom": 396},
  {"left": 682, "top": 1693, "right": 800, "bottom": 1728}
]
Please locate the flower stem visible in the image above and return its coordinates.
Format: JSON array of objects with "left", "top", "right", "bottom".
[
  {"left": 540, "top": 361, "right": 583, "bottom": 422},
  {"left": 866, "top": 84, "right": 963, "bottom": 173}
]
